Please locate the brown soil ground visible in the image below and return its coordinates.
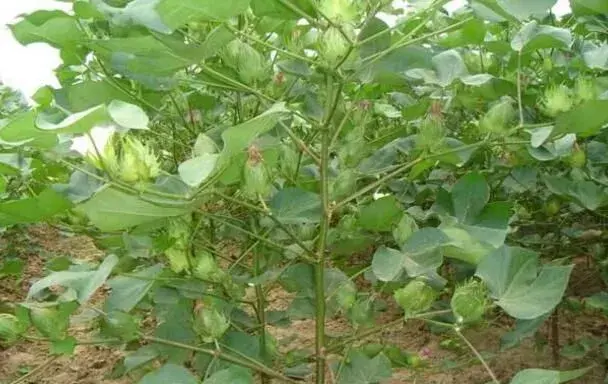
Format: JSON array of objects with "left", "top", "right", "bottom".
[{"left": 1, "top": 226, "right": 606, "bottom": 383}]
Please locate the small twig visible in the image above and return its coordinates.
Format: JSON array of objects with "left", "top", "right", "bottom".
[
  {"left": 454, "top": 329, "right": 500, "bottom": 384},
  {"left": 10, "top": 356, "right": 59, "bottom": 384}
]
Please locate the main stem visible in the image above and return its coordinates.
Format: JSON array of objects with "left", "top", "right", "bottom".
[{"left": 315, "top": 75, "right": 334, "bottom": 384}]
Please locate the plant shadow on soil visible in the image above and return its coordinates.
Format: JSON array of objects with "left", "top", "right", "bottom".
[{"left": 0, "top": 226, "right": 606, "bottom": 384}]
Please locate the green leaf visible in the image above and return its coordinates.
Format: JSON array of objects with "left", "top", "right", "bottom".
[
  {"left": 336, "top": 351, "right": 392, "bottom": 384},
  {"left": 269, "top": 188, "right": 322, "bottom": 224},
  {"left": 203, "top": 367, "right": 253, "bottom": 384},
  {"left": 585, "top": 291, "right": 608, "bottom": 313},
  {"left": 28, "top": 254, "right": 119, "bottom": 303},
  {"left": 571, "top": 0, "right": 608, "bottom": 15},
  {"left": 76, "top": 187, "right": 191, "bottom": 231},
  {"left": 105, "top": 264, "right": 163, "bottom": 313},
  {"left": 124, "top": 345, "right": 159, "bottom": 373},
  {"left": 139, "top": 363, "right": 199, "bottom": 384},
  {"left": 509, "top": 367, "right": 592, "bottom": 384},
  {"left": 543, "top": 175, "right": 607, "bottom": 210},
  {"left": 0, "top": 189, "right": 72, "bottom": 226},
  {"left": 50, "top": 336, "right": 77, "bottom": 355},
  {"left": 107, "top": 100, "right": 149, "bottom": 129},
  {"left": 10, "top": 10, "right": 84, "bottom": 48},
  {"left": 358, "top": 196, "right": 403, "bottom": 232},
  {"left": 497, "top": 0, "right": 557, "bottom": 20},
  {"left": 251, "top": 0, "right": 315, "bottom": 19},
  {"left": 178, "top": 154, "right": 219, "bottom": 187},
  {"left": 54, "top": 81, "right": 138, "bottom": 113},
  {"left": 501, "top": 313, "right": 551, "bottom": 350},
  {"left": 432, "top": 49, "right": 469, "bottom": 87},
  {"left": 554, "top": 100, "right": 608, "bottom": 137},
  {"left": 359, "top": 18, "right": 391, "bottom": 59},
  {"left": 36, "top": 101, "right": 148, "bottom": 133},
  {"left": 372, "top": 228, "right": 450, "bottom": 281},
  {"left": 582, "top": 43, "right": 608, "bottom": 70},
  {"left": 0, "top": 111, "right": 58, "bottom": 148},
  {"left": 476, "top": 246, "right": 573, "bottom": 319},
  {"left": 451, "top": 172, "right": 490, "bottom": 223},
  {"left": 511, "top": 21, "right": 572, "bottom": 53}
]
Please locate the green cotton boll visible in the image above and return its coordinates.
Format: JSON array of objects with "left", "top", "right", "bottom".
[
  {"left": 101, "top": 311, "right": 139, "bottom": 342},
  {"left": 29, "top": 306, "right": 67, "bottom": 340},
  {"left": 320, "top": 27, "right": 351, "bottom": 66},
  {"left": 332, "top": 281, "right": 358, "bottom": 311},
  {"left": 279, "top": 144, "right": 299, "bottom": 178},
  {"left": 330, "top": 169, "right": 357, "bottom": 201},
  {"left": 479, "top": 98, "right": 516, "bottom": 135},
  {"left": 118, "top": 137, "right": 160, "bottom": 183},
  {"left": 541, "top": 85, "right": 573, "bottom": 117},
  {"left": 394, "top": 279, "right": 437, "bottom": 317},
  {"left": 416, "top": 115, "right": 446, "bottom": 152},
  {"left": 0, "top": 314, "right": 24, "bottom": 344},
  {"left": 194, "top": 252, "right": 226, "bottom": 283},
  {"left": 194, "top": 307, "right": 230, "bottom": 343},
  {"left": 450, "top": 279, "right": 489, "bottom": 324},
  {"left": 319, "top": 0, "right": 357, "bottom": 24},
  {"left": 222, "top": 40, "right": 267, "bottom": 85},
  {"left": 165, "top": 247, "right": 190, "bottom": 274},
  {"left": 574, "top": 77, "right": 598, "bottom": 104},
  {"left": 243, "top": 160, "right": 271, "bottom": 199}
]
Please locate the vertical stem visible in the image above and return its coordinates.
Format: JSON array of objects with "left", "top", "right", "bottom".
[
  {"left": 254, "top": 246, "right": 269, "bottom": 384},
  {"left": 315, "top": 75, "right": 335, "bottom": 384},
  {"left": 516, "top": 51, "right": 524, "bottom": 126}
]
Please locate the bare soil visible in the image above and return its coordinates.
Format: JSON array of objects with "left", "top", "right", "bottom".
[{"left": 1, "top": 226, "right": 606, "bottom": 383}]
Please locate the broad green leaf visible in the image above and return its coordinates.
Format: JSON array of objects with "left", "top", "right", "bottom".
[
  {"left": 401, "top": 228, "right": 450, "bottom": 276},
  {"left": 432, "top": 49, "right": 469, "bottom": 87},
  {"left": 582, "top": 43, "right": 608, "bottom": 70},
  {"left": 372, "top": 228, "right": 450, "bottom": 281},
  {"left": 124, "top": 345, "right": 159, "bottom": 373},
  {"left": 571, "top": 0, "right": 608, "bottom": 15},
  {"left": 105, "top": 264, "right": 163, "bottom": 312},
  {"left": 269, "top": 188, "right": 322, "bottom": 224},
  {"left": 372, "top": 246, "right": 406, "bottom": 282},
  {"left": 373, "top": 103, "right": 401, "bottom": 119},
  {"left": 337, "top": 351, "right": 392, "bottom": 384},
  {"left": 90, "top": 35, "right": 198, "bottom": 89},
  {"left": 476, "top": 246, "right": 573, "bottom": 319},
  {"left": 178, "top": 154, "right": 219, "bottom": 187},
  {"left": 0, "top": 111, "right": 58, "bottom": 147},
  {"left": 509, "top": 367, "right": 592, "bottom": 384},
  {"left": 554, "top": 100, "right": 608, "bottom": 137},
  {"left": 584, "top": 291, "right": 608, "bottom": 313},
  {"left": 27, "top": 254, "right": 118, "bottom": 303},
  {"left": 10, "top": 10, "right": 84, "bottom": 48},
  {"left": 36, "top": 101, "right": 148, "bottom": 135},
  {"left": 107, "top": 100, "right": 149, "bottom": 129},
  {"left": 360, "top": 46, "right": 433, "bottom": 85},
  {"left": 0, "top": 189, "right": 72, "bottom": 226},
  {"left": 139, "top": 363, "right": 199, "bottom": 384},
  {"left": 471, "top": 0, "right": 517, "bottom": 22},
  {"left": 359, "top": 18, "right": 391, "bottom": 59},
  {"left": 497, "top": 0, "right": 557, "bottom": 20},
  {"left": 501, "top": 313, "right": 551, "bottom": 350},
  {"left": 152, "top": 293, "right": 196, "bottom": 363},
  {"left": 451, "top": 172, "right": 490, "bottom": 224},
  {"left": 54, "top": 81, "right": 138, "bottom": 113},
  {"left": 511, "top": 22, "right": 572, "bottom": 53},
  {"left": 251, "top": 0, "right": 315, "bottom": 19},
  {"left": 358, "top": 196, "right": 403, "bottom": 232},
  {"left": 76, "top": 187, "right": 191, "bottom": 231},
  {"left": 219, "top": 103, "right": 288, "bottom": 164},
  {"left": 203, "top": 367, "right": 253, "bottom": 384},
  {"left": 543, "top": 175, "right": 607, "bottom": 210}
]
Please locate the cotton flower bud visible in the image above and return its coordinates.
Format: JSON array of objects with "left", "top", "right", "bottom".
[
  {"left": 118, "top": 137, "right": 160, "bottom": 183},
  {"left": 574, "top": 77, "right": 597, "bottom": 104},
  {"left": 394, "top": 279, "right": 437, "bottom": 317},
  {"left": 319, "top": 27, "right": 351, "bottom": 66},
  {"left": 541, "top": 85, "right": 573, "bottom": 117},
  {"left": 450, "top": 279, "right": 489, "bottom": 324},
  {"left": 194, "top": 307, "right": 230, "bottom": 343},
  {"left": 0, "top": 314, "right": 24, "bottom": 344}
]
